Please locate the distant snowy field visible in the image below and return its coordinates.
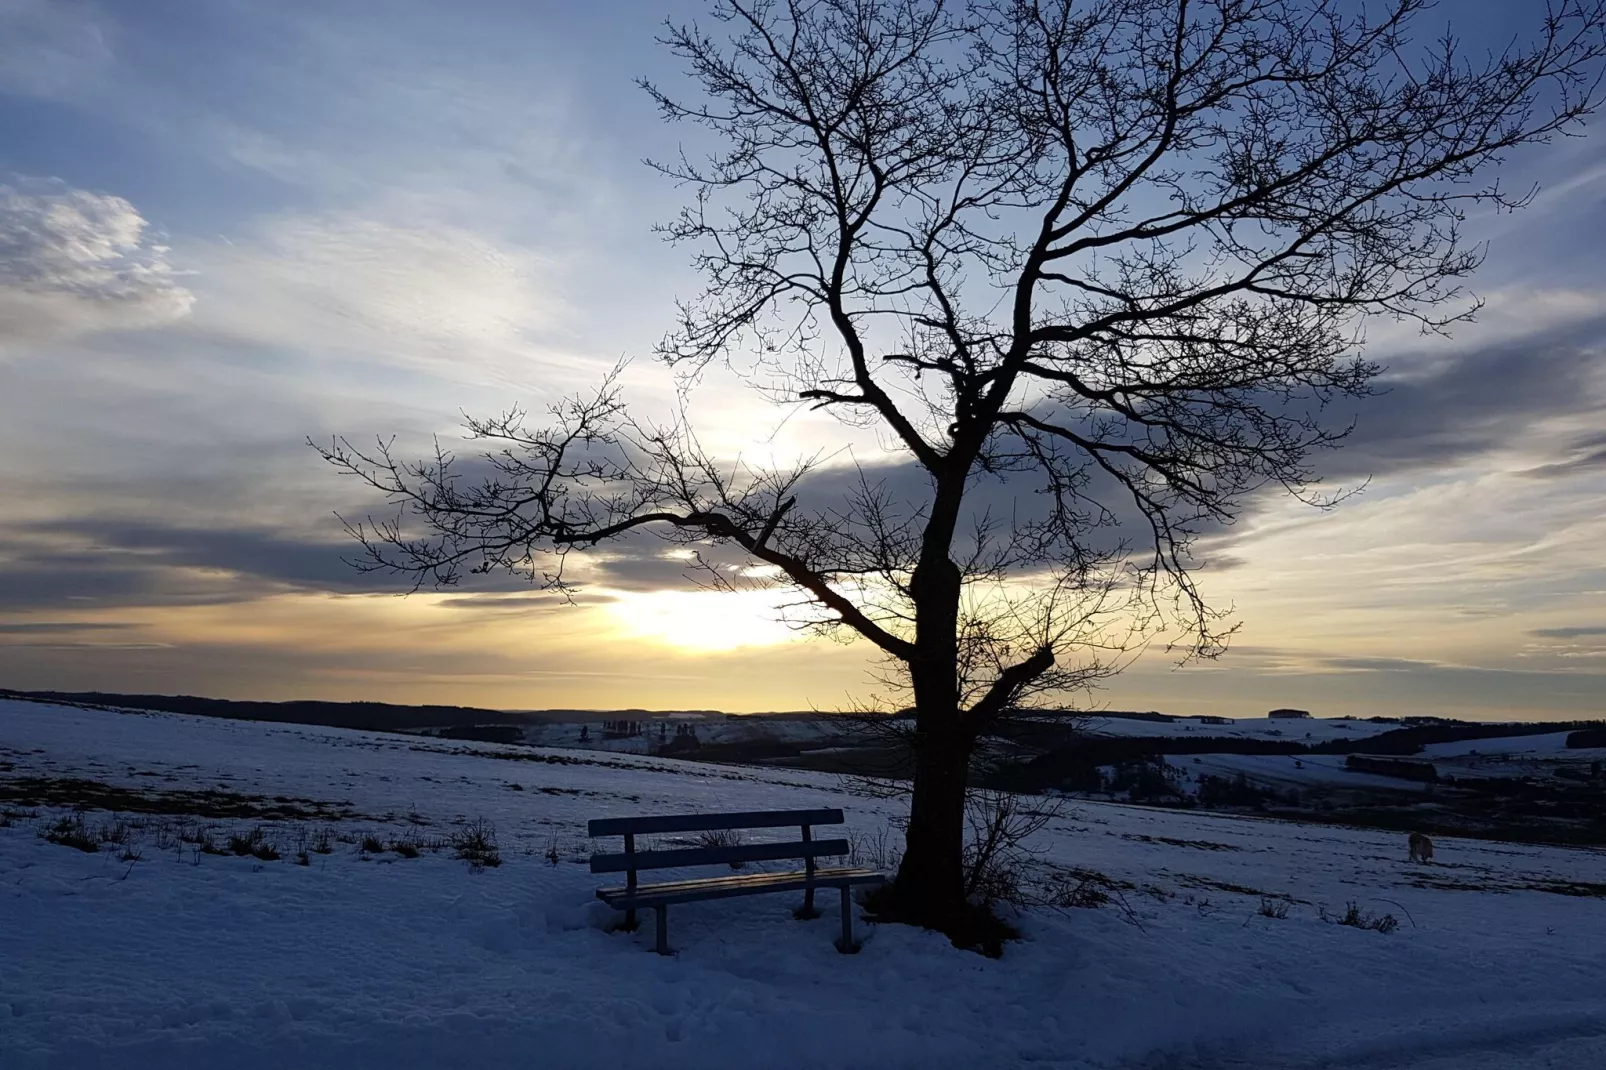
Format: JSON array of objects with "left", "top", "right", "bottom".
[
  {"left": 4, "top": 699, "right": 1606, "bottom": 1070},
  {"left": 518, "top": 711, "right": 1398, "bottom": 758},
  {"left": 1079, "top": 714, "right": 1396, "bottom": 743}
]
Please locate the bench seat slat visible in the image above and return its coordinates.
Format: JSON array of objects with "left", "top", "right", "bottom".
[
  {"left": 597, "top": 866, "right": 884, "bottom": 908},
  {"left": 590, "top": 837, "right": 849, "bottom": 874},
  {"left": 588, "top": 808, "right": 843, "bottom": 837}
]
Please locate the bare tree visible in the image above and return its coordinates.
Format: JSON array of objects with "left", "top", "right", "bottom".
[{"left": 317, "top": 0, "right": 1606, "bottom": 937}]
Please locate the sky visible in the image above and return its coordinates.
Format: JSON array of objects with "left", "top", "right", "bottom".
[{"left": 1, "top": 0, "right": 1604, "bottom": 720}]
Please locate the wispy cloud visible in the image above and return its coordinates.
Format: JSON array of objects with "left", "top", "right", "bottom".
[
  {"left": 0, "top": 178, "right": 193, "bottom": 352},
  {"left": 0, "top": 621, "right": 134, "bottom": 634},
  {"left": 185, "top": 212, "right": 587, "bottom": 390},
  {"left": 1530, "top": 625, "right": 1606, "bottom": 639}
]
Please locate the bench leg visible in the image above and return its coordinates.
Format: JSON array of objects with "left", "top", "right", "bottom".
[
  {"left": 794, "top": 885, "right": 820, "bottom": 920},
  {"left": 835, "top": 886, "right": 860, "bottom": 954},
  {"left": 654, "top": 905, "right": 670, "bottom": 955},
  {"left": 622, "top": 907, "right": 638, "bottom": 932}
]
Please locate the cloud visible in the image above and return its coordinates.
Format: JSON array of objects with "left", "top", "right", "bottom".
[
  {"left": 1315, "top": 312, "right": 1606, "bottom": 482},
  {"left": 0, "top": 511, "right": 585, "bottom": 614},
  {"left": 1516, "top": 442, "right": 1606, "bottom": 480},
  {"left": 0, "top": 621, "right": 134, "bottom": 634},
  {"left": 186, "top": 213, "right": 592, "bottom": 390},
  {"left": 1319, "top": 655, "right": 1445, "bottom": 673},
  {"left": 0, "top": 178, "right": 193, "bottom": 351},
  {"left": 1530, "top": 625, "right": 1606, "bottom": 639}
]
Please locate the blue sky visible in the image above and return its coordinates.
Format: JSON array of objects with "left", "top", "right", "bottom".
[{"left": 3, "top": 0, "right": 1605, "bottom": 718}]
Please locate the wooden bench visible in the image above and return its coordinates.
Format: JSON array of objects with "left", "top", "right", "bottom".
[{"left": 588, "top": 808, "right": 884, "bottom": 955}]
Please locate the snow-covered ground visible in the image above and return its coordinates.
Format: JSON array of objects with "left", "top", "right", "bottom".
[
  {"left": 513, "top": 711, "right": 1399, "bottom": 759},
  {"left": 1423, "top": 731, "right": 1606, "bottom": 783},
  {"left": 1173, "top": 751, "right": 1428, "bottom": 793},
  {"left": 4, "top": 698, "right": 1606, "bottom": 1069},
  {"left": 1081, "top": 714, "right": 1397, "bottom": 744},
  {"left": 1419, "top": 732, "right": 1582, "bottom": 759},
  {"left": 520, "top": 711, "right": 843, "bottom": 756}
]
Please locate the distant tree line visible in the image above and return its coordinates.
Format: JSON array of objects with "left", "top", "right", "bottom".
[{"left": 0, "top": 689, "right": 523, "bottom": 734}]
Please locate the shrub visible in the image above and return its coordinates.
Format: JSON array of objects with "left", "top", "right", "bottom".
[
  {"left": 963, "top": 790, "right": 1060, "bottom": 906},
  {"left": 696, "top": 828, "right": 745, "bottom": 869},
  {"left": 861, "top": 880, "right": 1019, "bottom": 958},
  {"left": 97, "top": 816, "right": 133, "bottom": 846},
  {"left": 1258, "top": 897, "right": 1291, "bottom": 920},
  {"left": 1326, "top": 901, "right": 1398, "bottom": 934},
  {"left": 310, "top": 827, "right": 334, "bottom": 854},
  {"left": 846, "top": 827, "right": 903, "bottom": 871},
  {"left": 1048, "top": 873, "right": 1112, "bottom": 909},
  {"left": 296, "top": 849, "right": 311, "bottom": 866},
  {"left": 229, "top": 828, "right": 266, "bottom": 856},
  {"left": 43, "top": 815, "right": 98, "bottom": 853},
  {"left": 360, "top": 834, "right": 385, "bottom": 855},
  {"left": 452, "top": 819, "right": 501, "bottom": 870},
  {"left": 390, "top": 838, "right": 420, "bottom": 859}
]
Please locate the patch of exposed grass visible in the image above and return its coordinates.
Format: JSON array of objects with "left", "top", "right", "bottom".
[
  {"left": 1174, "top": 874, "right": 1298, "bottom": 900},
  {"left": 0, "top": 776, "right": 357, "bottom": 821},
  {"left": 1258, "top": 897, "right": 1291, "bottom": 919},
  {"left": 1122, "top": 834, "right": 1243, "bottom": 852},
  {"left": 1324, "top": 901, "right": 1398, "bottom": 934},
  {"left": 1530, "top": 880, "right": 1606, "bottom": 899},
  {"left": 452, "top": 819, "right": 501, "bottom": 870},
  {"left": 96, "top": 816, "right": 134, "bottom": 845},
  {"left": 42, "top": 814, "right": 98, "bottom": 853},
  {"left": 228, "top": 827, "right": 279, "bottom": 860}
]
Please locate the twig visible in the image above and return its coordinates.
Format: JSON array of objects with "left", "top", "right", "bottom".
[{"left": 1369, "top": 897, "right": 1417, "bottom": 929}]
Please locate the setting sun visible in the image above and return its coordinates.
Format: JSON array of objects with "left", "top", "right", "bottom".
[{"left": 602, "top": 588, "right": 808, "bottom": 652}]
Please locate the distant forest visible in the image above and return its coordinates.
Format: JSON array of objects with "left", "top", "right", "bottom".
[
  {"left": 0, "top": 689, "right": 780, "bottom": 734},
  {"left": 0, "top": 689, "right": 527, "bottom": 734}
]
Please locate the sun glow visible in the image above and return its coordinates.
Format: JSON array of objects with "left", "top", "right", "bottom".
[{"left": 602, "top": 588, "right": 807, "bottom": 652}]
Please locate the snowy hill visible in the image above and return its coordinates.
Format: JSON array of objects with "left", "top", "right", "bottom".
[
  {"left": 4, "top": 698, "right": 1606, "bottom": 1069},
  {"left": 1080, "top": 713, "right": 1399, "bottom": 744}
]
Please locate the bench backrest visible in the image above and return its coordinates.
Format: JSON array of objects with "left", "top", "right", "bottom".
[{"left": 588, "top": 808, "right": 849, "bottom": 882}]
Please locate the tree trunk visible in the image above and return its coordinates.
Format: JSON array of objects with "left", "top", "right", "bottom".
[
  {"left": 893, "top": 713, "right": 972, "bottom": 930},
  {"left": 892, "top": 547, "right": 971, "bottom": 931}
]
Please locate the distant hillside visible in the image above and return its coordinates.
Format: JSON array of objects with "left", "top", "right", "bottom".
[
  {"left": 1310, "top": 719, "right": 1606, "bottom": 755},
  {"left": 0, "top": 689, "right": 825, "bottom": 735},
  {"left": 509, "top": 708, "right": 820, "bottom": 721},
  {"left": 0, "top": 689, "right": 534, "bottom": 734}
]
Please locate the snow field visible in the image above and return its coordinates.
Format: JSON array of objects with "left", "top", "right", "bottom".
[{"left": 3, "top": 699, "right": 1605, "bottom": 1069}]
